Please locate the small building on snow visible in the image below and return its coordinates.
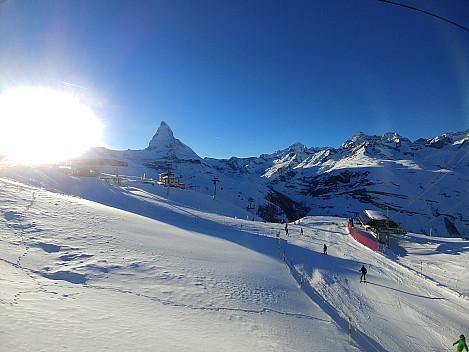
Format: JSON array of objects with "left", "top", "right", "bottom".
[
  {"left": 157, "top": 172, "right": 185, "bottom": 189},
  {"left": 358, "top": 209, "right": 404, "bottom": 235}
]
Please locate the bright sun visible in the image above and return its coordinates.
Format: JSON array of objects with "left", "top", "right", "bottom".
[{"left": 0, "top": 87, "right": 103, "bottom": 164}]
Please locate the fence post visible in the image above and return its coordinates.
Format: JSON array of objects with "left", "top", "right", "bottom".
[{"left": 348, "top": 309, "right": 352, "bottom": 345}]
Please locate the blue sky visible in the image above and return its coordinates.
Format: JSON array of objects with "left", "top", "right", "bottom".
[{"left": 1, "top": 0, "right": 468, "bottom": 159}]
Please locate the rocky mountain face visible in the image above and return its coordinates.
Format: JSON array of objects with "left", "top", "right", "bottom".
[
  {"left": 86, "top": 122, "right": 469, "bottom": 238},
  {"left": 146, "top": 121, "right": 200, "bottom": 160}
]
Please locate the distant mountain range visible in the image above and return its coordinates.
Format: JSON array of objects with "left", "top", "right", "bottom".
[{"left": 82, "top": 121, "right": 469, "bottom": 238}]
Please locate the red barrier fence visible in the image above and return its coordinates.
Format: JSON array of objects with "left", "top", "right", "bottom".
[{"left": 347, "top": 223, "right": 379, "bottom": 252}]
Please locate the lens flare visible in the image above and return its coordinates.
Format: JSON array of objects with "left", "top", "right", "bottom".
[{"left": 0, "top": 87, "right": 103, "bottom": 164}]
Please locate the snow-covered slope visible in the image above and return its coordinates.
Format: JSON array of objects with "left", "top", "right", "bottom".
[
  {"left": 0, "top": 177, "right": 346, "bottom": 351},
  {"left": 1, "top": 170, "right": 468, "bottom": 352}
]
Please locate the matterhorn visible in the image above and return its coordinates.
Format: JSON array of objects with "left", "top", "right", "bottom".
[{"left": 145, "top": 121, "right": 200, "bottom": 161}]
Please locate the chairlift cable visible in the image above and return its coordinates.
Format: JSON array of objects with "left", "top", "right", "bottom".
[{"left": 377, "top": 0, "right": 469, "bottom": 32}]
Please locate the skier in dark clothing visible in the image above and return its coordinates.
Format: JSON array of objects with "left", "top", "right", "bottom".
[
  {"left": 360, "top": 265, "right": 367, "bottom": 283},
  {"left": 453, "top": 335, "right": 468, "bottom": 352},
  {"left": 323, "top": 244, "right": 327, "bottom": 255}
]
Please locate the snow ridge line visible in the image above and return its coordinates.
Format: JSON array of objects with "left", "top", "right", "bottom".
[{"left": 276, "top": 237, "right": 386, "bottom": 352}]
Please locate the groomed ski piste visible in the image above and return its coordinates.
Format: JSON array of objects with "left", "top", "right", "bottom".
[{"left": 1, "top": 166, "right": 468, "bottom": 351}]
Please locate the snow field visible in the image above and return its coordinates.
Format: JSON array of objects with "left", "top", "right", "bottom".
[
  {"left": 0, "top": 178, "right": 353, "bottom": 351},
  {"left": 1, "top": 171, "right": 468, "bottom": 351}
]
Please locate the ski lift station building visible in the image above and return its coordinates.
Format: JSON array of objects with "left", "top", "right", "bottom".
[{"left": 358, "top": 210, "right": 405, "bottom": 234}]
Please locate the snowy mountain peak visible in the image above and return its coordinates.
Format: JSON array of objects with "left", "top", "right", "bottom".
[
  {"left": 147, "top": 121, "right": 176, "bottom": 150},
  {"left": 341, "top": 132, "right": 366, "bottom": 149},
  {"left": 342, "top": 131, "right": 407, "bottom": 150},
  {"left": 146, "top": 121, "right": 200, "bottom": 160},
  {"left": 287, "top": 142, "right": 308, "bottom": 153},
  {"left": 426, "top": 130, "right": 469, "bottom": 149},
  {"left": 381, "top": 132, "right": 404, "bottom": 143}
]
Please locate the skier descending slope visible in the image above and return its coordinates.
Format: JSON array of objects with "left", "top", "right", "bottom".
[
  {"left": 453, "top": 334, "right": 468, "bottom": 352},
  {"left": 359, "top": 264, "right": 367, "bottom": 283}
]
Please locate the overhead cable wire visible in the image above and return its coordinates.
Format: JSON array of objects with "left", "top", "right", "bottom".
[{"left": 377, "top": 0, "right": 469, "bottom": 32}]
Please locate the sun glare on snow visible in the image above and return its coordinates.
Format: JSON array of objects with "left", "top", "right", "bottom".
[{"left": 0, "top": 87, "right": 103, "bottom": 164}]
